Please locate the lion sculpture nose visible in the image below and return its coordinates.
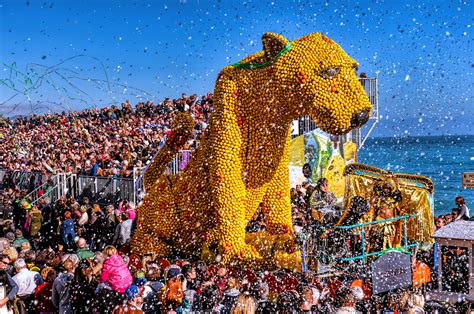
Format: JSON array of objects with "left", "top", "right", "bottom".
[{"left": 350, "top": 109, "right": 370, "bottom": 128}]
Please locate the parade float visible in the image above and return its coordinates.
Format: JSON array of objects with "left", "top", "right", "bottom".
[
  {"left": 288, "top": 106, "right": 436, "bottom": 293},
  {"left": 131, "top": 34, "right": 437, "bottom": 306},
  {"left": 302, "top": 163, "right": 435, "bottom": 274},
  {"left": 131, "top": 32, "right": 373, "bottom": 268}
]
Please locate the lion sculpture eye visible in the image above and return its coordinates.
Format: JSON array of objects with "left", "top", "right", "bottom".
[{"left": 317, "top": 66, "right": 340, "bottom": 79}]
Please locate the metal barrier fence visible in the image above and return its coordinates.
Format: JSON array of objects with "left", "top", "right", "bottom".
[
  {"left": 132, "top": 168, "right": 144, "bottom": 205},
  {"left": 0, "top": 169, "right": 49, "bottom": 192},
  {"left": 0, "top": 169, "right": 136, "bottom": 206},
  {"left": 165, "top": 150, "right": 193, "bottom": 175},
  {"left": 0, "top": 170, "right": 153, "bottom": 207},
  {"left": 27, "top": 177, "right": 56, "bottom": 205},
  {"left": 76, "top": 175, "right": 135, "bottom": 205},
  {"left": 133, "top": 150, "right": 194, "bottom": 204},
  {"left": 26, "top": 174, "right": 76, "bottom": 206}
]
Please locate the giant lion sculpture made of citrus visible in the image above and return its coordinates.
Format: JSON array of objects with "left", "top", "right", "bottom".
[{"left": 131, "top": 32, "right": 372, "bottom": 268}]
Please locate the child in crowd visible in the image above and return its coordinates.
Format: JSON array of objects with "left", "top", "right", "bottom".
[{"left": 99, "top": 245, "right": 133, "bottom": 293}]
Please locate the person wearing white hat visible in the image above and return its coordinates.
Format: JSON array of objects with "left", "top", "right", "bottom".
[
  {"left": 350, "top": 285, "right": 365, "bottom": 301},
  {"left": 299, "top": 285, "right": 321, "bottom": 312}
]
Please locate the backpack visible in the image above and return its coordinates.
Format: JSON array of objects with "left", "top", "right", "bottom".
[
  {"left": 159, "top": 277, "right": 183, "bottom": 305},
  {"left": 142, "top": 283, "right": 163, "bottom": 313},
  {"left": 29, "top": 212, "right": 43, "bottom": 236}
]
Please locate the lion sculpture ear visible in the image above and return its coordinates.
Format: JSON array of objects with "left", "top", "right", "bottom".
[{"left": 262, "top": 32, "right": 289, "bottom": 60}]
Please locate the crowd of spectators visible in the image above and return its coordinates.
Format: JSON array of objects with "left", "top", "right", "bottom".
[
  {"left": 0, "top": 93, "right": 472, "bottom": 312},
  {"left": 434, "top": 196, "right": 471, "bottom": 230},
  {"left": 0, "top": 195, "right": 430, "bottom": 314},
  {"left": 0, "top": 93, "right": 213, "bottom": 178},
  {"left": 0, "top": 172, "right": 438, "bottom": 313}
]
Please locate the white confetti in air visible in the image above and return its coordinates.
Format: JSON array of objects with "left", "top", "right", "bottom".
[{"left": 405, "top": 75, "right": 410, "bottom": 81}]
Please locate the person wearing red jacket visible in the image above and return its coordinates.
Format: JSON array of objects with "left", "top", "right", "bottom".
[{"left": 34, "top": 268, "right": 56, "bottom": 313}]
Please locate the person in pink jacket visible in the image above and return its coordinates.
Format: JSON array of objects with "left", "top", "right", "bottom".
[
  {"left": 126, "top": 208, "right": 136, "bottom": 221},
  {"left": 118, "top": 200, "right": 136, "bottom": 221},
  {"left": 99, "top": 245, "right": 133, "bottom": 293}
]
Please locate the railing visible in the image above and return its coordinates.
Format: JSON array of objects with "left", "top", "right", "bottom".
[
  {"left": 133, "top": 149, "right": 194, "bottom": 204},
  {"left": 31, "top": 181, "right": 59, "bottom": 206},
  {"left": 0, "top": 169, "right": 7, "bottom": 187},
  {"left": 76, "top": 175, "right": 134, "bottom": 205},
  {"left": 27, "top": 173, "right": 74, "bottom": 205},
  {"left": 165, "top": 150, "right": 193, "bottom": 175},
  {"left": 21, "top": 172, "right": 133, "bottom": 206},
  {"left": 0, "top": 169, "right": 49, "bottom": 192},
  {"left": 302, "top": 214, "right": 417, "bottom": 272},
  {"left": 132, "top": 167, "right": 145, "bottom": 205},
  {"left": 358, "top": 78, "right": 379, "bottom": 149},
  {"left": 359, "top": 78, "right": 379, "bottom": 120},
  {"left": 25, "top": 176, "right": 56, "bottom": 203}
]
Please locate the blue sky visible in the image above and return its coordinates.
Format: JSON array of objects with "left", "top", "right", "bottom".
[{"left": 0, "top": 0, "right": 472, "bottom": 137}]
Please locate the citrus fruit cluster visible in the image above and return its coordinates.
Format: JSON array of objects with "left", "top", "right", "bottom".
[{"left": 132, "top": 32, "right": 371, "bottom": 269}]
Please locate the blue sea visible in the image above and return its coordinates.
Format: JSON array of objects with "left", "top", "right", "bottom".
[{"left": 358, "top": 135, "right": 474, "bottom": 216}]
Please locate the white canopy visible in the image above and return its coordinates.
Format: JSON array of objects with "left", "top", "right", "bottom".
[{"left": 432, "top": 220, "right": 474, "bottom": 241}]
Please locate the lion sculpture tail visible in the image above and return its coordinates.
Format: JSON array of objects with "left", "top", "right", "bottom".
[{"left": 143, "top": 112, "right": 195, "bottom": 190}]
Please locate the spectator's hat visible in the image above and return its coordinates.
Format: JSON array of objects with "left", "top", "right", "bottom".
[
  {"left": 128, "top": 254, "right": 142, "bottom": 271},
  {"left": 243, "top": 269, "right": 258, "bottom": 283},
  {"left": 264, "top": 272, "right": 279, "bottom": 293},
  {"left": 125, "top": 284, "right": 140, "bottom": 300},
  {"left": 175, "top": 260, "right": 188, "bottom": 267},
  {"left": 135, "top": 276, "right": 147, "bottom": 286},
  {"left": 167, "top": 267, "right": 181, "bottom": 279},
  {"left": 282, "top": 274, "right": 299, "bottom": 291},
  {"left": 158, "top": 258, "right": 171, "bottom": 270},
  {"left": 5, "top": 232, "right": 15, "bottom": 241},
  {"left": 62, "top": 253, "right": 79, "bottom": 266},
  {"left": 350, "top": 279, "right": 369, "bottom": 300},
  {"left": 61, "top": 254, "right": 71, "bottom": 263},
  {"left": 34, "top": 273, "right": 44, "bottom": 285}
]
